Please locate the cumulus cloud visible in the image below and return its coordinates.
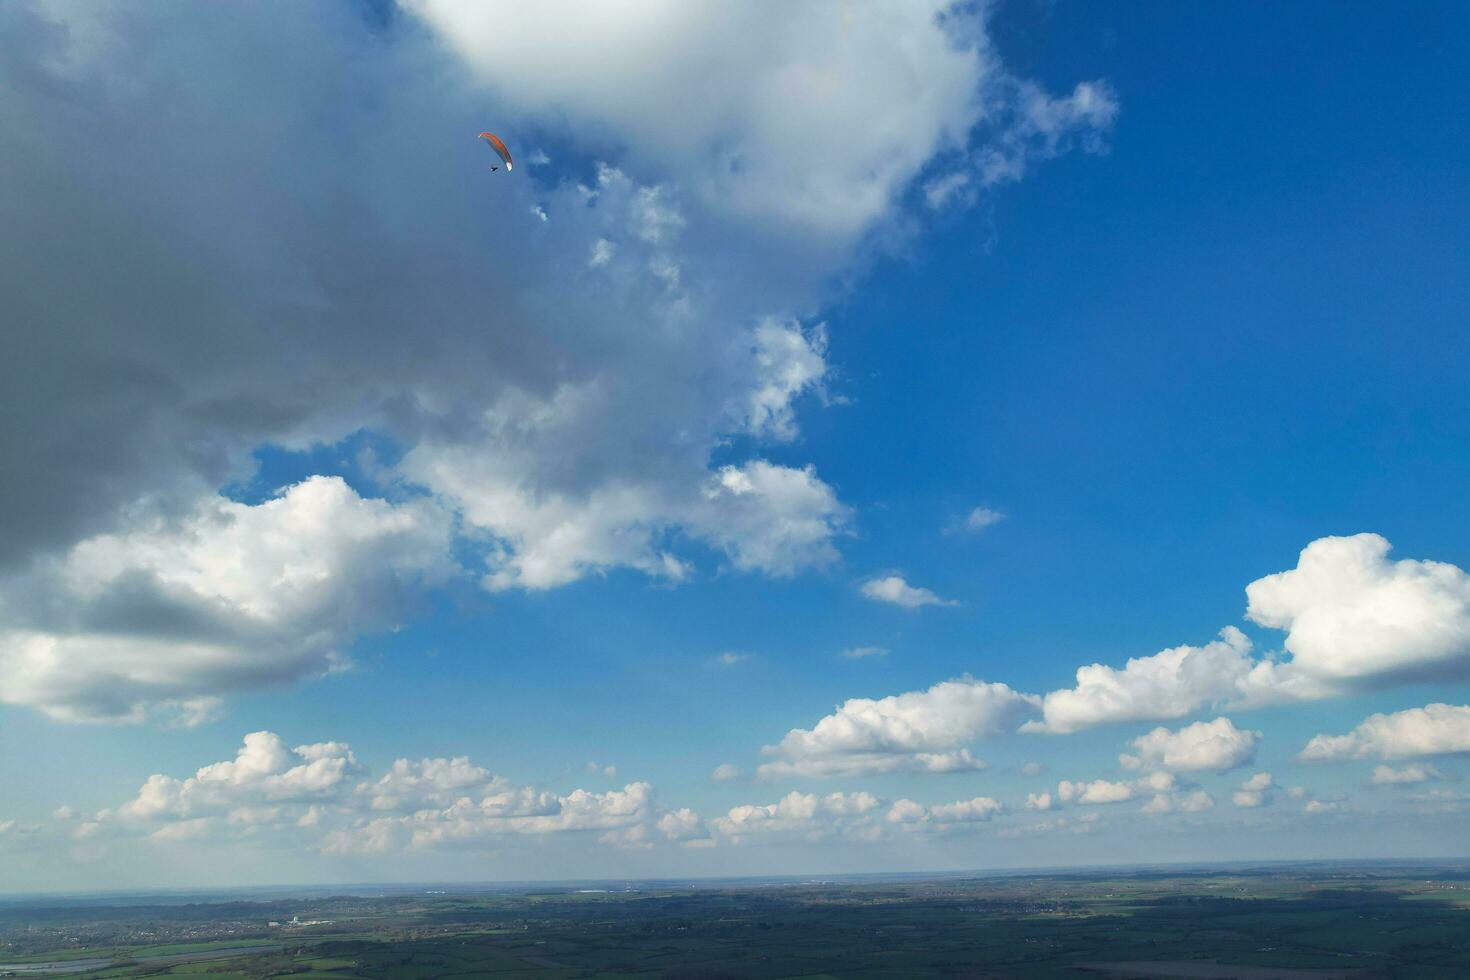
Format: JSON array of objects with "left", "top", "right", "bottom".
[
  {"left": 1055, "top": 772, "right": 1178, "bottom": 809},
  {"left": 758, "top": 678, "right": 1037, "bottom": 778},
  {"left": 360, "top": 782, "right": 659, "bottom": 853},
  {"left": 839, "top": 645, "right": 889, "bottom": 660},
  {"left": 657, "top": 808, "right": 709, "bottom": 844},
  {"left": 1245, "top": 534, "right": 1470, "bottom": 685},
  {"left": 0, "top": 477, "right": 452, "bottom": 724},
  {"left": 1056, "top": 779, "right": 1135, "bottom": 806},
  {"left": 946, "top": 506, "right": 1005, "bottom": 535},
  {"left": 0, "top": 1, "right": 1117, "bottom": 721},
  {"left": 1141, "top": 789, "right": 1214, "bottom": 814},
  {"left": 408, "top": 0, "right": 1112, "bottom": 244},
  {"left": 1300, "top": 703, "right": 1470, "bottom": 762},
  {"left": 320, "top": 778, "right": 668, "bottom": 855},
  {"left": 1231, "top": 772, "right": 1275, "bottom": 808},
  {"left": 693, "top": 462, "right": 849, "bottom": 577},
  {"left": 745, "top": 320, "right": 830, "bottom": 442},
  {"left": 1026, "top": 628, "right": 1265, "bottom": 734},
  {"left": 409, "top": 419, "right": 847, "bottom": 593},
  {"left": 1026, "top": 536, "right": 1470, "bottom": 734},
  {"left": 75, "top": 730, "right": 692, "bottom": 857},
  {"left": 358, "top": 757, "right": 497, "bottom": 813},
  {"left": 859, "top": 574, "right": 960, "bottom": 610},
  {"left": 109, "top": 732, "right": 364, "bottom": 822},
  {"left": 887, "top": 796, "right": 1003, "bottom": 827},
  {"left": 1371, "top": 763, "right": 1443, "bottom": 785},
  {"left": 1119, "top": 718, "right": 1260, "bottom": 774},
  {"left": 711, "top": 789, "right": 998, "bottom": 843},
  {"left": 711, "top": 791, "right": 880, "bottom": 840},
  {"left": 710, "top": 763, "right": 743, "bottom": 782}
]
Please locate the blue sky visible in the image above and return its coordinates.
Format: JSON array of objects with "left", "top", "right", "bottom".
[{"left": 1, "top": 1, "right": 1468, "bottom": 891}]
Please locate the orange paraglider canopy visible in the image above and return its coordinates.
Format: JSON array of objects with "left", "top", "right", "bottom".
[{"left": 478, "top": 132, "right": 512, "bottom": 171}]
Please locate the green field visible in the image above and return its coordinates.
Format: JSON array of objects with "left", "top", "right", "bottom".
[{"left": 3, "top": 864, "right": 1470, "bottom": 978}]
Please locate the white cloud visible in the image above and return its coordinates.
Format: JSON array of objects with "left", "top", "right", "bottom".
[
  {"left": 745, "top": 320, "right": 829, "bottom": 442},
  {"left": 1119, "top": 718, "right": 1260, "bottom": 774},
  {"left": 1300, "top": 703, "right": 1470, "bottom": 762},
  {"left": 1231, "top": 772, "right": 1274, "bottom": 808},
  {"left": 972, "top": 80, "right": 1120, "bottom": 190},
  {"left": 887, "top": 798, "right": 927, "bottom": 824},
  {"left": 1245, "top": 534, "right": 1470, "bottom": 685},
  {"left": 407, "top": 415, "right": 846, "bottom": 594},
  {"left": 1027, "top": 536, "right": 1470, "bottom": 735},
  {"left": 383, "top": 165, "right": 852, "bottom": 593},
  {"left": 63, "top": 731, "right": 718, "bottom": 860},
  {"left": 1054, "top": 772, "right": 1181, "bottom": 809},
  {"left": 1026, "top": 628, "right": 1262, "bottom": 734},
  {"left": 588, "top": 237, "right": 616, "bottom": 267},
  {"left": 711, "top": 789, "right": 998, "bottom": 843},
  {"left": 352, "top": 781, "right": 660, "bottom": 854},
  {"left": 888, "top": 796, "right": 1002, "bottom": 827},
  {"left": 0, "top": 1, "right": 1116, "bottom": 723},
  {"left": 1020, "top": 761, "right": 1045, "bottom": 777},
  {"left": 859, "top": 574, "right": 959, "bottom": 610},
  {"left": 948, "top": 506, "right": 1005, "bottom": 534},
  {"left": 1179, "top": 790, "right": 1217, "bottom": 812},
  {"left": 1142, "top": 789, "right": 1214, "bottom": 814},
  {"left": 1371, "top": 763, "right": 1443, "bottom": 785},
  {"left": 758, "top": 748, "right": 988, "bottom": 780},
  {"left": 692, "top": 462, "right": 848, "bottom": 577},
  {"left": 111, "top": 732, "right": 363, "bottom": 822},
  {"left": 1304, "top": 800, "right": 1341, "bottom": 814},
  {"left": 657, "top": 808, "right": 708, "bottom": 843},
  {"left": 711, "top": 791, "right": 880, "bottom": 839},
  {"left": 1056, "top": 779, "right": 1135, "bottom": 806},
  {"left": 839, "top": 646, "right": 889, "bottom": 660},
  {"left": 924, "top": 172, "right": 972, "bottom": 210},
  {"left": 714, "top": 652, "right": 755, "bottom": 667},
  {"left": 0, "top": 477, "right": 452, "bottom": 724},
  {"left": 758, "top": 678, "right": 1037, "bottom": 778},
  {"left": 930, "top": 796, "right": 1003, "bottom": 823},
  {"left": 710, "top": 763, "right": 743, "bottom": 782},
  {"left": 360, "top": 757, "right": 497, "bottom": 812},
  {"left": 1025, "top": 792, "right": 1053, "bottom": 811},
  {"left": 407, "top": 0, "right": 1112, "bottom": 245}
]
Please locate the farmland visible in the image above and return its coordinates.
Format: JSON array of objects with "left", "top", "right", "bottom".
[{"left": 3, "top": 863, "right": 1469, "bottom": 978}]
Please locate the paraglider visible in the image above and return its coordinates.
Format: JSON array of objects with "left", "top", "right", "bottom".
[{"left": 479, "top": 132, "right": 512, "bottom": 172}]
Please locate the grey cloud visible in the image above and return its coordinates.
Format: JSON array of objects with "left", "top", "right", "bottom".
[{"left": 0, "top": 0, "right": 1118, "bottom": 720}]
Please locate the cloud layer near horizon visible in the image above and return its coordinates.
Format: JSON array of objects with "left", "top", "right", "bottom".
[
  {"left": 754, "top": 534, "right": 1470, "bottom": 782},
  {"left": 23, "top": 731, "right": 1021, "bottom": 860}
]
